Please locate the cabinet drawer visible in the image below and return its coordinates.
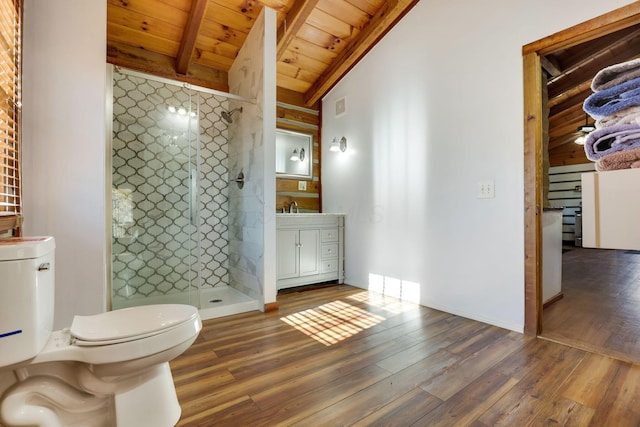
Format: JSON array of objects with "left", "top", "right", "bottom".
[
  {"left": 321, "top": 259, "right": 338, "bottom": 273},
  {"left": 320, "top": 228, "right": 339, "bottom": 243},
  {"left": 321, "top": 243, "right": 338, "bottom": 259}
]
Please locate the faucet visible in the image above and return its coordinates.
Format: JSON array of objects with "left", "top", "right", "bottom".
[{"left": 289, "top": 201, "right": 298, "bottom": 214}]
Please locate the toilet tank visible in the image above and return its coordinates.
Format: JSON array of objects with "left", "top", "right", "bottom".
[{"left": 0, "top": 237, "right": 55, "bottom": 367}]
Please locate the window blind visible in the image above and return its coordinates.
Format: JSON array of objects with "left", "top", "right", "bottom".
[{"left": 0, "top": 0, "right": 21, "bottom": 233}]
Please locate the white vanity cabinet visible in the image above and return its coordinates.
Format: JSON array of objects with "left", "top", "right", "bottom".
[{"left": 276, "top": 214, "right": 344, "bottom": 290}]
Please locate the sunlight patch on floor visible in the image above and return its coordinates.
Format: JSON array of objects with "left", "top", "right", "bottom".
[
  {"left": 280, "top": 300, "right": 386, "bottom": 346},
  {"left": 367, "top": 273, "right": 422, "bottom": 304},
  {"left": 347, "top": 291, "right": 417, "bottom": 315}
]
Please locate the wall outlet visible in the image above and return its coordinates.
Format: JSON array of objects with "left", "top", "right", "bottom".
[
  {"left": 477, "top": 180, "right": 495, "bottom": 199},
  {"left": 298, "top": 181, "right": 307, "bottom": 191}
]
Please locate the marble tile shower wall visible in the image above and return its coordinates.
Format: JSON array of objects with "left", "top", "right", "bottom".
[{"left": 111, "top": 72, "right": 230, "bottom": 302}]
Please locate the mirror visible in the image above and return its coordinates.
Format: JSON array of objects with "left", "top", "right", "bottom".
[{"left": 276, "top": 128, "right": 313, "bottom": 180}]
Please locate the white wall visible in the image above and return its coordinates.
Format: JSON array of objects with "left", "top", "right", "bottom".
[
  {"left": 321, "top": 0, "right": 635, "bottom": 331},
  {"left": 22, "top": 0, "right": 107, "bottom": 329}
]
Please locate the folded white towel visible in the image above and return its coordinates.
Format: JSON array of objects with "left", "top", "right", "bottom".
[{"left": 596, "top": 105, "right": 640, "bottom": 128}]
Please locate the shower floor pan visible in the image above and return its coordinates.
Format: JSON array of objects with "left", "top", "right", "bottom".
[
  {"left": 111, "top": 285, "right": 259, "bottom": 321},
  {"left": 199, "top": 285, "right": 259, "bottom": 321}
]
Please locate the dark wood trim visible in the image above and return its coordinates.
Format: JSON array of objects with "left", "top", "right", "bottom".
[
  {"left": 522, "top": 4, "right": 640, "bottom": 335},
  {"left": 276, "top": 0, "right": 320, "bottom": 60},
  {"left": 176, "top": 0, "right": 209, "bottom": 75},
  {"left": 523, "top": 52, "right": 543, "bottom": 335},
  {"left": 264, "top": 302, "right": 279, "bottom": 313},
  {"left": 542, "top": 292, "right": 564, "bottom": 309}
]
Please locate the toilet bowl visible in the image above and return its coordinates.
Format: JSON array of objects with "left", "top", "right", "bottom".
[{"left": 0, "top": 237, "right": 202, "bottom": 427}]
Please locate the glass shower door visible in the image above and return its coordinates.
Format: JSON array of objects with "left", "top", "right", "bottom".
[{"left": 111, "top": 71, "right": 201, "bottom": 310}]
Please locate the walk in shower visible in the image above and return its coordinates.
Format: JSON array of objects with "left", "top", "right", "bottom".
[{"left": 110, "top": 69, "right": 258, "bottom": 320}]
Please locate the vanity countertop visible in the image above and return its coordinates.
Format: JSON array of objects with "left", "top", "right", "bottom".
[{"left": 276, "top": 213, "right": 345, "bottom": 227}]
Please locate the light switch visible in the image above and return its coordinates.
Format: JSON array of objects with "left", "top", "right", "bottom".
[
  {"left": 477, "top": 180, "right": 495, "bottom": 199},
  {"left": 298, "top": 181, "right": 307, "bottom": 191}
]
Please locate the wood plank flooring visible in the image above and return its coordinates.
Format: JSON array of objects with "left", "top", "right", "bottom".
[
  {"left": 169, "top": 284, "right": 640, "bottom": 426},
  {"left": 542, "top": 246, "right": 640, "bottom": 365}
]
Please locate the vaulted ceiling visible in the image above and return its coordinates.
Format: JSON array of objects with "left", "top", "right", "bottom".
[{"left": 107, "top": 0, "right": 419, "bottom": 107}]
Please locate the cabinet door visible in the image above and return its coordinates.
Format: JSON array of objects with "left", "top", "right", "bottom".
[
  {"left": 299, "top": 229, "right": 320, "bottom": 277},
  {"left": 277, "top": 229, "right": 299, "bottom": 279}
]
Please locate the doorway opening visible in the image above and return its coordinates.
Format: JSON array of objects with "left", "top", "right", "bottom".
[{"left": 522, "top": 3, "right": 640, "bottom": 359}]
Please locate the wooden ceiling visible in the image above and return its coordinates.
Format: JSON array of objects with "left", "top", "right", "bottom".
[
  {"left": 107, "top": 0, "right": 419, "bottom": 107},
  {"left": 544, "top": 23, "right": 640, "bottom": 166}
]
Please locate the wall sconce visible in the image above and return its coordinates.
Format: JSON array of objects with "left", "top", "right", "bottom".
[
  {"left": 290, "top": 147, "right": 306, "bottom": 162},
  {"left": 330, "top": 136, "right": 347, "bottom": 152}
]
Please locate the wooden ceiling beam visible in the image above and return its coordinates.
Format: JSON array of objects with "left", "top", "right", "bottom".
[
  {"left": 108, "top": 41, "right": 229, "bottom": 92},
  {"left": 176, "top": 0, "right": 209, "bottom": 74},
  {"left": 547, "top": 28, "right": 640, "bottom": 98},
  {"left": 303, "top": 0, "right": 419, "bottom": 106},
  {"left": 277, "top": 0, "right": 320, "bottom": 60}
]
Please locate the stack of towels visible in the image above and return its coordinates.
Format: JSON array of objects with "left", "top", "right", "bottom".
[{"left": 583, "top": 58, "right": 640, "bottom": 171}]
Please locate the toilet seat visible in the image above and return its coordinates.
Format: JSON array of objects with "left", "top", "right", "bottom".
[
  {"left": 70, "top": 304, "right": 198, "bottom": 346},
  {"left": 31, "top": 304, "right": 202, "bottom": 366}
]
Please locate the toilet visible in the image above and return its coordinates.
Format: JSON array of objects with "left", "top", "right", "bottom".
[{"left": 0, "top": 237, "right": 202, "bottom": 427}]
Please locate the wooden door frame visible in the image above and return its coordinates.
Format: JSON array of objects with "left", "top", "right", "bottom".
[{"left": 522, "top": 2, "right": 640, "bottom": 335}]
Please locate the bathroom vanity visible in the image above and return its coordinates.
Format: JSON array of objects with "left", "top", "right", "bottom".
[{"left": 276, "top": 214, "right": 345, "bottom": 290}]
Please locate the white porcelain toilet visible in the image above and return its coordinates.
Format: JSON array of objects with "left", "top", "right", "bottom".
[{"left": 0, "top": 237, "right": 202, "bottom": 427}]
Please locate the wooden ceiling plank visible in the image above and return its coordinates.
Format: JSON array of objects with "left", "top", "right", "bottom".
[
  {"left": 277, "top": 0, "right": 320, "bottom": 60},
  {"left": 307, "top": 8, "right": 357, "bottom": 40},
  {"left": 547, "top": 28, "right": 640, "bottom": 97},
  {"left": 278, "top": 73, "right": 313, "bottom": 93},
  {"left": 192, "top": 50, "right": 235, "bottom": 71},
  {"left": 196, "top": 35, "right": 240, "bottom": 58},
  {"left": 344, "top": 0, "right": 384, "bottom": 16},
  {"left": 198, "top": 17, "right": 247, "bottom": 49},
  {"left": 108, "top": 5, "right": 185, "bottom": 42},
  {"left": 297, "top": 23, "right": 344, "bottom": 52},
  {"left": 317, "top": 0, "right": 371, "bottom": 29},
  {"left": 107, "top": 0, "right": 188, "bottom": 26},
  {"left": 281, "top": 47, "right": 330, "bottom": 75},
  {"left": 548, "top": 79, "right": 591, "bottom": 110},
  {"left": 107, "top": 41, "right": 229, "bottom": 92},
  {"left": 277, "top": 60, "right": 321, "bottom": 83},
  {"left": 288, "top": 37, "right": 337, "bottom": 65},
  {"left": 205, "top": 1, "right": 256, "bottom": 33},
  {"left": 540, "top": 55, "right": 561, "bottom": 77},
  {"left": 108, "top": 22, "right": 180, "bottom": 57},
  {"left": 176, "top": 0, "right": 209, "bottom": 74},
  {"left": 303, "top": 0, "right": 419, "bottom": 105}
]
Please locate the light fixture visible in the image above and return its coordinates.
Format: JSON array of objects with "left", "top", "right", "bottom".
[
  {"left": 574, "top": 113, "right": 595, "bottom": 144},
  {"left": 290, "top": 148, "right": 300, "bottom": 161},
  {"left": 329, "top": 136, "right": 347, "bottom": 152},
  {"left": 574, "top": 135, "right": 587, "bottom": 145},
  {"left": 167, "top": 106, "right": 176, "bottom": 113}
]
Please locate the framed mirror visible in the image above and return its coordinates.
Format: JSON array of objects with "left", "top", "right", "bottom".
[{"left": 275, "top": 128, "right": 313, "bottom": 180}]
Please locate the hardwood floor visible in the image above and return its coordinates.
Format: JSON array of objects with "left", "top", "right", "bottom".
[
  {"left": 169, "top": 284, "right": 640, "bottom": 426},
  {"left": 542, "top": 246, "right": 640, "bottom": 365}
]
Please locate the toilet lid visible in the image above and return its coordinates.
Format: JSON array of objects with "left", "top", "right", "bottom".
[{"left": 70, "top": 304, "right": 199, "bottom": 345}]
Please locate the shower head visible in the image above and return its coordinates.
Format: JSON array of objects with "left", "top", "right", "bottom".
[{"left": 221, "top": 107, "right": 243, "bottom": 124}]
